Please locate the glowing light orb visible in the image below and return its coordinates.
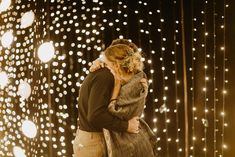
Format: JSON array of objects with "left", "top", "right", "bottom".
[
  {"left": 0, "top": 71, "right": 8, "bottom": 89},
  {"left": 0, "top": 0, "right": 11, "bottom": 13},
  {"left": 1, "top": 31, "right": 14, "bottom": 48},
  {"left": 20, "top": 10, "right": 35, "bottom": 28},
  {"left": 17, "top": 81, "right": 31, "bottom": 100},
  {"left": 37, "top": 42, "right": 55, "bottom": 63},
  {"left": 22, "top": 120, "right": 37, "bottom": 138},
  {"left": 13, "top": 146, "right": 26, "bottom": 157}
]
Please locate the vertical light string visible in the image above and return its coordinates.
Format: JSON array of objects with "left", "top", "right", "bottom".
[
  {"left": 159, "top": 1, "right": 170, "bottom": 156},
  {"left": 45, "top": 0, "right": 53, "bottom": 156},
  {"left": 0, "top": 2, "right": 18, "bottom": 155},
  {"left": 145, "top": 0, "right": 157, "bottom": 134},
  {"left": 191, "top": 0, "right": 196, "bottom": 156},
  {"left": 108, "top": 0, "right": 115, "bottom": 38},
  {"left": 122, "top": 1, "right": 128, "bottom": 38},
  {"left": 221, "top": 0, "right": 227, "bottom": 156},
  {"left": 115, "top": 1, "right": 121, "bottom": 37},
  {"left": 173, "top": 1, "right": 180, "bottom": 156},
  {"left": 203, "top": 1, "right": 208, "bottom": 156},
  {"left": 116, "top": 0, "right": 128, "bottom": 38},
  {"left": 136, "top": 1, "right": 142, "bottom": 49},
  {"left": 212, "top": 0, "right": 217, "bottom": 156}
]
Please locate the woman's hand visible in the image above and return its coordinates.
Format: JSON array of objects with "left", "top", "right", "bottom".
[
  {"left": 140, "top": 78, "right": 149, "bottom": 97},
  {"left": 127, "top": 116, "right": 140, "bottom": 134},
  {"left": 89, "top": 59, "right": 106, "bottom": 72}
]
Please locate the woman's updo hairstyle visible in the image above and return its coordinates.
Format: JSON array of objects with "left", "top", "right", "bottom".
[
  {"left": 104, "top": 39, "right": 144, "bottom": 74},
  {"left": 110, "top": 39, "right": 139, "bottom": 53}
]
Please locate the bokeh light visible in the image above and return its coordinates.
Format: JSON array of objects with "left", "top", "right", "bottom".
[
  {"left": 37, "top": 42, "right": 55, "bottom": 63},
  {"left": 0, "top": 71, "right": 8, "bottom": 89},
  {"left": 17, "top": 81, "right": 31, "bottom": 100},
  {"left": 13, "top": 146, "right": 26, "bottom": 157},
  {"left": 20, "top": 10, "right": 35, "bottom": 28},
  {"left": 0, "top": 0, "right": 11, "bottom": 13},
  {"left": 1, "top": 31, "right": 14, "bottom": 48},
  {"left": 21, "top": 120, "right": 37, "bottom": 138}
]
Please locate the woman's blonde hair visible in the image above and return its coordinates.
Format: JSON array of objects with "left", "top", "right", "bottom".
[{"left": 104, "top": 43, "right": 143, "bottom": 74}]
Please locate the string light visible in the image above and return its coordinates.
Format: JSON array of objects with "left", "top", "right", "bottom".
[
  {"left": 1, "top": 31, "right": 14, "bottom": 48},
  {"left": 17, "top": 81, "right": 31, "bottom": 100},
  {"left": 0, "top": 0, "right": 11, "bottom": 13},
  {"left": 0, "top": 71, "right": 8, "bottom": 89},
  {"left": 20, "top": 10, "right": 35, "bottom": 29},
  {"left": 37, "top": 42, "right": 55, "bottom": 63},
  {"left": 13, "top": 146, "right": 26, "bottom": 157},
  {"left": 21, "top": 120, "right": 37, "bottom": 138}
]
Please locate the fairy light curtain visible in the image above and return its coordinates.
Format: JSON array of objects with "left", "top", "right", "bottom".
[{"left": 0, "top": 0, "right": 229, "bottom": 157}]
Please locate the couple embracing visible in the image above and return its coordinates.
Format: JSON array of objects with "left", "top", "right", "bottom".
[{"left": 73, "top": 39, "right": 157, "bottom": 157}]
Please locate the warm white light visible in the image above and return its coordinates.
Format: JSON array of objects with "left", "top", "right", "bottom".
[
  {"left": 176, "top": 99, "right": 180, "bottom": 103},
  {"left": 20, "top": 10, "right": 35, "bottom": 28},
  {"left": 37, "top": 42, "right": 55, "bottom": 62},
  {"left": 0, "top": 71, "right": 8, "bottom": 89},
  {"left": 13, "top": 146, "right": 26, "bottom": 157},
  {"left": 1, "top": 31, "right": 14, "bottom": 48},
  {"left": 220, "top": 112, "right": 225, "bottom": 116},
  {"left": 22, "top": 120, "right": 37, "bottom": 138},
  {"left": 153, "top": 118, "right": 157, "bottom": 123},
  {"left": 0, "top": 0, "right": 11, "bottom": 12},
  {"left": 17, "top": 81, "right": 31, "bottom": 100}
]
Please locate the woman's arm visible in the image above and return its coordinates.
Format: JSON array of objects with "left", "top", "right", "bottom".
[{"left": 89, "top": 58, "right": 106, "bottom": 72}]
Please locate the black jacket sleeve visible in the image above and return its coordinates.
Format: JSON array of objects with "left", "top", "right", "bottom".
[{"left": 87, "top": 69, "right": 128, "bottom": 132}]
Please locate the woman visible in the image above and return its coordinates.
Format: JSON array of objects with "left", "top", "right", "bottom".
[{"left": 90, "top": 39, "right": 157, "bottom": 157}]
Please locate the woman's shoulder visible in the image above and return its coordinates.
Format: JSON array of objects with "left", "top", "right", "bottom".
[{"left": 135, "top": 71, "right": 147, "bottom": 79}]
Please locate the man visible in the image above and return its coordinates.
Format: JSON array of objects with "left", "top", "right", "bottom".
[{"left": 73, "top": 62, "right": 140, "bottom": 157}]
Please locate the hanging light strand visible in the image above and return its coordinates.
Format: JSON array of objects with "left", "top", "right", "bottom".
[
  {"left": 212, "top": 0, "right": 217, "bottom": 156},
  {"left": 191, "top": 0, "right": 196, "bottom": 156}
]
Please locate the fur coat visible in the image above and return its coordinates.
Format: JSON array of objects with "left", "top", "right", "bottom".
[{"left": 103, "top": 71, "right": 158, "bottom": 157}]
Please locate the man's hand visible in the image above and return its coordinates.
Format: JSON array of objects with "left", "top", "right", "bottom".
[{"left": 127, "top": 116, "right": 140, "bottom": 133}]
